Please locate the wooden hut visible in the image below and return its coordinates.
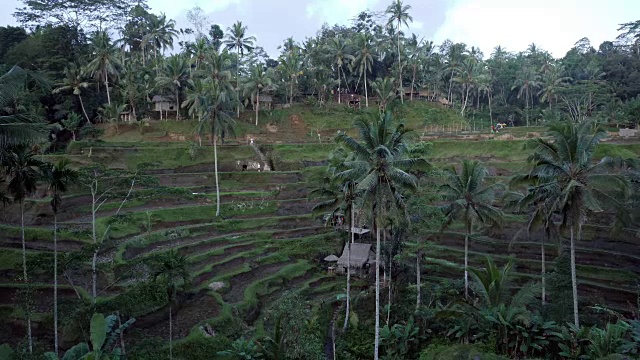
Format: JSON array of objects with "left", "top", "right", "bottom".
[
  {"left": 253, "top": 95, "right": 273, "bottom": 110},
  {"left": 337, "top": 93, "right": 361, "bottom": 108},
  {"left": 152, "top": 95, "right": 176, "bottom": 120},
  {"left": 336, "top": 243, "right": 376, "bottom": 276}
]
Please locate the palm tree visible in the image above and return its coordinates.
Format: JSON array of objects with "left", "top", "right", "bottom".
[
  {"left": 0, "top": 66, "right": 49, "bottom": 149},
  {"left": 386, "top": 0, "right": 413, "bottom": 104},
  {"left": 278, "top": 50, "right": 302, "bottom": 105},
  {"left": 354, "top": 33, "right": 375, "bottom": 107},
  {"left": 538, "top": 65, "right": 571, "bottom": 109},
  {"left": 441, "top": 160, "right": 503, "bottom": 299},
  {"left": 511, "top": 65, "right": 541, "bottom": 126},
  {"left": 336, "top": 112, "right": 425, "bottom": 360},
  {"left": 525, "top": 121, "right": 630, "bottom": 327},
  {"left": 244, "top": 64, "right": 275, "bottom": 126},
  {"left": 372, "top": 77, "right": 398, "bottom": 111},
  {"left": 53, "top": 65, "right": 91, "bottom": 123},
  {"left": 153, "top": 250, "right": 189, "bottom": 360},
  {"left": 454, "top": 57, "right": 482, "bottom": 117},
  {"left": 142, "top": 13, "right": 179, "bottom": 72},
  {"left": 156, "top": 55, "right": 189, "bottom": 120},
  {"left": 325, "top": 36, "right": 354, "bottom": 103},
  {"left": 505, "top": 177, "right": 560, "bottom": 306},
  {"left": 43, "top": 158, "right": 78, "bottom": 356},
  {"left": 476, "top": 72, "right": 493, "bottom": 122},
  {"left": 225, "top": 21, "right": 256, "bottom": 118},
  {"left": 3, "top": 146, "right": 44, "bottom": 354},
  {"left": 204, "top": 82, "right": 235, "bottom": 217},
  {"left": 407, "top": 37, "right": 431, "bottom": 101},
  {"left": 86, "top": 30, "right": 120, "bottom": 105},
  {"left": 98, "top": 102, "right": 127, "bottom": 134}
]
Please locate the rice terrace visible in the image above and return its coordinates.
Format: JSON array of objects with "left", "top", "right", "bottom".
[{"left": 0, "top": 0, "right": 639, "bottom": 359}]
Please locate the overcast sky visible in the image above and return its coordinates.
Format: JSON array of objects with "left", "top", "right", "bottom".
[{"left": 1, "top": 0, "right": 638, "bottom": 58}]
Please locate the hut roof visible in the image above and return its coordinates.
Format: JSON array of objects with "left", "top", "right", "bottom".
[
  {"left": 324, "top": 254, "right": 339, "bottom": 262},
  {"left": 336, "top": 243, "right": 375, "bottom": 268},
  {"left": 256, "top": 95, "right": 273, "bottom": 102},
  {"left": 152, "top": 95, "right": 173, "bottom": 103}
]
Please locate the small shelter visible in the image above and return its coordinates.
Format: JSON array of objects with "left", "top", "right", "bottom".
[
  {"left": 119, "top": 111, "right": 132, "bottom": 123},
  {"left": 337, "top": 93, "right": 361, "bottom": 108},
  {"left": 403, "top": 87, "right": 419, "bottom": 99},
  {"left": 336, "top": 243, "right": 376, "bottom": 276},
  {"left": 253, "top": 95, "right": 273, "bottom": 110},
  {"left": 438, "top": 97, "right": 452, "bottom": 108},
  {"left": 152, "top": 95, "right": 177, "bottom": 120}
]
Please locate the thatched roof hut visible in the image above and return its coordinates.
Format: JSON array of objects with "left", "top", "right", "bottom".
[{"left": 336, "top": 243, "right": 375, "bottom": 270}]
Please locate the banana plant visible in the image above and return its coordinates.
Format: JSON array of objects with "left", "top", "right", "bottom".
[{"left": 45, "top": 313, "right": 135, "bottom": 360}]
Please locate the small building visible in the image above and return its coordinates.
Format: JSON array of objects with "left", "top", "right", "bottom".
[
  {"left": 403, "top": 88, "right": 419, "bottom": 99},
  {"left": 152, "top": 95, "right": 177, "bottom": 120},
  {"left": 119, "top": 111, "right": 132, "bottom": 123},
  {"left": 337, "top": 93, "right": 361, "bottom": 108},
  {"left": 253, "top": 95, "right": 273, "bottom": 110},
  {"left": 336, "top": 243, "right": 376, "bottom": 276}
]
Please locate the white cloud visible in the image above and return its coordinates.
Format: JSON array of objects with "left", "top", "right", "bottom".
[{"left": 432, "top": 0, "right": 639, "bottom": 57}]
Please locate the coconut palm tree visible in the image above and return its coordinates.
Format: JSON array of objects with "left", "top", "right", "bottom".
[
  {"left": 325, "top": 36, "right": 354, "bottom": 103},
  {"left": 42, "top": 158, "right": 78, "bottom": 356},
  {"left": 407, "top": 37, "right": 431, "bottom": 101},
  {"left": 336, "top": 112, "right": 425, "bottom": 359},
  {"left": 156, "top": 55, "right": 189, "bottom": 120},
  {"left": 86, "top": 30, "right": 120, "bottom": 105},
  {"left": 225, "top": 21, "right": 256, "bottom": 118},
  {"left": 142, "top": 13, "right": 179, "bottom": 70},
  {"left": 441, "top": 160, "right": 504, "bottom": 299},
  {"left": 153, "top": 250, "right": 189, "bottom": 360},
  {"left": 538, "top": 65, "right": 571, "bottom": 109},
  {"left": 454, "top": 57, "right": 482, "bottom": 117},
  {"left": 525, "top": 121, "right": 630, "bottom": 327},
  {"left": 386, "top": 0, "right": 413, "bottom": 104},
  {"left": 3, "top": 146, "right": 44, "bottom": 354},
  {"left": 278, "top": 50, "right": 302, "bottom": 105},
  {"left": 354, "top": 33, "right": 375, "bottom": 107},
  {"left": 244, "top": 64, "right": 275, "bottom": 126},
  {"left": 372, "top": 77, "right": 398, "bottom": 111},
  {"left": 53, "top": 64, "right": 91, "bottom": 123},
  {"left": 202, "top": 82, "right": 235, "bottom": 217},
  {"left": 512, "top": 65, "right": 542, "bottom": 126},
  {"left": 98, "top": 102, "right": 127, "bottom": 134}
]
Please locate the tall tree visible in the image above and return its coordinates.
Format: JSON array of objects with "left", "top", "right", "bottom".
[
  {"left": 354, "top": 32, "right": 374, "bottom": 107},
  {"left": 3, "top": 146, "right": 44, "bottom": 354},
  {"left": 141, "top": 13, "right": 179, "bottom": 72},
  {"left": 42, "top": 158, "right": 78, "bottom": 356},
  {"left": 244, "top": 64, "right": 275, "bottom": 126},
  {"left": 525, "top": 121, "right": 630, "bottom": 327},
  {"left": 156, "top": 55, "right": 189, "bottom": 120},
  {"left": 441, "top": 160, "right": 503, "bottom": 299},
  {"left": 224, "top": 21, "right": 256, "bottom": 118},
  {"left": 325, "top": 36, "right": 354, "bottom": 103},
  {"left": 386, "top": 0, "right": 412, "bottom": 104},
  {"left": 336, "top": 112, "right": 425, "bottom": 360},
  {"left": 53, "top": 64, "right": 91, "bottom": 123},
  {"left": 512, "top": 65, "right": 541, "bottom": 126},
  {"left": 153, "top": 250, "right": 189, "bottom": 360},
  {"left": 86, "top": 30, "right": 120, "bottom": 105}
]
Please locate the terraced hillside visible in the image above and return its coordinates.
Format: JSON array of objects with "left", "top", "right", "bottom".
[{"left": 0, "top": 108, "right": 638, "bottom": 353}]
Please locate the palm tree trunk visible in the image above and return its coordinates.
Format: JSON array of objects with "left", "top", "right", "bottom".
[
  {"left": 397, "top": 21, "right": 403, "bottom": 104},
  {"left": 337, "top": 67, "right": 341, "bottom": 104},
  {"left": 410, "top": 67, "right": 416, "bottom": 101},
  {"left": 290, "top": 81, "right": 293, "bottom": 105},
  {"left": 237, "top": 49, "right": 241, "bottom": 118},
  {"left": 53, "top": 210, "right": 59, "bottom": 356},
  {"left": 416, "top": 250, "right": 421, "bottom": 310},
  {"left": 525, "top": 87, "right": 530, "bottom": 127},
  {"left": 541, "top": 231, "right": 546, "bottom": 306},
  {"left": 464, "top": 222, "right": 470, "bottom": 299},
  {"left": 343, "top": 204, "right": 353, "bottom": 332},
  {"left": 78, "top": 95, "right": 90, "bottom": 124},
  {"left": 176, "top": 89, "right": 180, "bottom": 120},
  {"left": 213, "top": 132, "right": 221, "bottom": 217},
  {"left": 105, "top": 73, "right": 111, "bottom": 105},
  {"left": 570, "top": 226, "right": 579, "bottom": 327},
  {"left": 256, "top": 88, "right": 260, "bottom": 126},
  {"left": 169, "top": 305, "right": 173, "bottom": 360},
  {"left": 488, "top": 91, "right": 493, "bottom": 123},
  {"left": 21, "top": 201, "right": 33, "bottom": 354},
  {"left": 461, "top": 85, "right": 470, "bottom": 117},
  {"left": 387, "top": 255, "right": 392, "bottom": 325},
  {"left": 364, "top": 66, "right": 369, "bottom": 107},
  {"left": 91, "top": 187, "right": 97, "bottom": 302},
  {"left": 374, "top": 220, "right": 380, "bottom": 360}
]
